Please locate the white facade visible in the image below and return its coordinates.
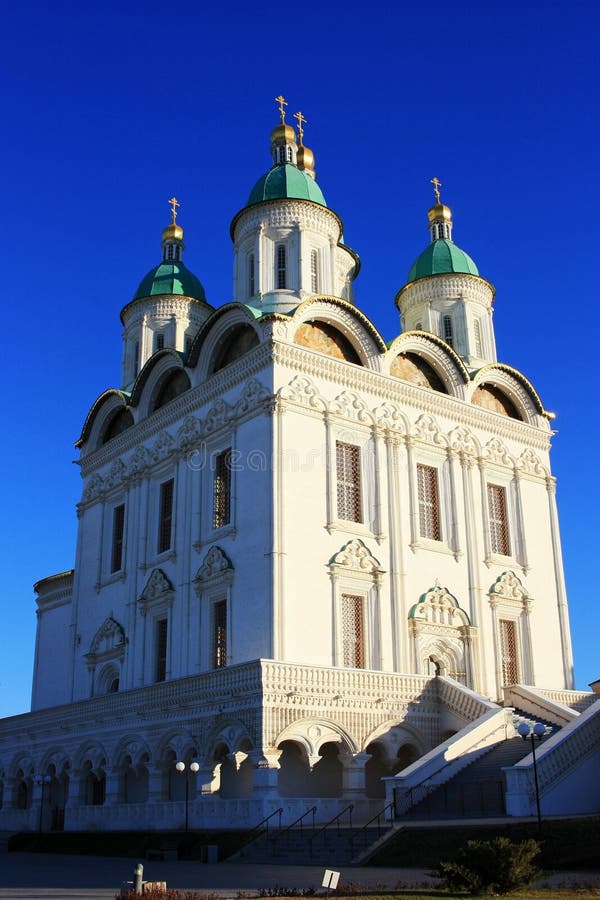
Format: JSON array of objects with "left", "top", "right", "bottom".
[{"left": 1, "top": 113, "right": 598, "bottom": 836}]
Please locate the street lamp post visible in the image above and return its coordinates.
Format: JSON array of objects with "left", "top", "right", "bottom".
[
  {"left": 517, "top": 721, "right": 545, "bottom": 832},
  {"left": 175, "top": 760, "right": 199, "bottom": 832},
  {"left": 35, "top": 774, "right": 52, "bottom": 834}
]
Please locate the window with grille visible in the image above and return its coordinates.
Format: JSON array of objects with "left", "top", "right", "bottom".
[
  {"left": 213, "top": 448, "right": 232, "bottom": 529},
  {"left": 213, "top": 600, "right": 227, "bottom": 668},
  {"left": 310, "top": 249, "right": 319, "bottom": 293},
  {"left": 336, "top": 442, "right": 363, "bottom": 523},
  {"left": 158, "top": 479, "right": 174, "bottom": 553},
  {"left": 155, "top": 618, "right": 168, "bottom": 682},
  {"left": 155, "top": 333, "right": 165, "bottom": 352},
  {"left": 341, "top": 593, "right": 365, "bottom": 668},
  {"left": 276, "top": 244, "right": 286, "bottom": 289},
  {"left": 417, "top": 464, "right": 441, "bottom": 541},
  {"left": 185, "top": 336, "right": 192, "bottom": 355},
  {"left": 499, "top": 618, "right": 518, "bottom": 685},
  {"left": 166, "top": 244, "right": 174, "bottom": 260},
  {"left": 133, "top": 341, "right": 139, "bottom": 376},
  {"left": 248, "top": 253, "right": 255, "bottom": 297},
  {"left": 474, "top": 318, "right": 483, "bottom": 357},
  {"left": 487, "top": 483, "right": 510, "bottom": 555},
  {"left": 110, "top": 504, "right": 125, "bottom": 573},
  {"left": 442, "top": 314, "right": 453, "bottom": 347}
]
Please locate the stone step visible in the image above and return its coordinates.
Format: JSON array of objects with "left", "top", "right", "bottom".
[{"left": 234, "top": 826, "right": 385, "bottom": 865}]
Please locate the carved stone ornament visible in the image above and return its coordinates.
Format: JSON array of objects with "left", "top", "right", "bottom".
[
  {"left": 516, "top": 448, "right": 546, "bottom": 477},
  {"left": 204, "top": 399, "right": 232, "bottom": 435},
  {"left": 151, "top": 430, "right": 175, "bottom": 463},
  {"left": 329, "top": 390, "right": 374, "bottom": 424},
  {"left": 448, "top": 425, "right": 478, "bottom": 455},
  {"left": 278, "top": 375, "right": 327, "bottom": 412},
  {"left": 483, "top": 437, "right": 514, "bottom": 467},
  {"left": 127, "top": 445, "right": 149, "bottom": 480},
  {"left": 195, "top": 546, "right": 234, "bottom": 582},
  {"left": 105, "top": 458, "right": 126, "bottom": 491},
  {"left": 489, "top": 570, "right": 529, "bottom": 604},
  {"left": 373, "top": 401, "right": 405, "bottom": 433},
  {"left": 139, "top": 568, "right": 174, "bottom": 603},
  {"left": 234, "top": 378, "right": 270, "bottom": 417},
  {"left": 87, "top": 616, "right": 126, "bottom": 660},
  {"left": 410, "top": 584, "right": 471, "bottom": 627},
  {"left": 410, "top": 414, "right": 447, "bottom": 446},
  {"left": 82, "top": 473, "right": 104, "bottom": 503},
  {"left": 177, "top": 416, "right": 202, "bottom": 452},
  {"left": 330, "top": 538, "right": 382, "bottom": 574}
]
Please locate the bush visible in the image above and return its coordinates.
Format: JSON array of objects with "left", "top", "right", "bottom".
[{"left": 437, "top": 836, "right": 542, "bottom": 895}]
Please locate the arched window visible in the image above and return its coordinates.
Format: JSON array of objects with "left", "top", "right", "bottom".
[
  {"left": 310, "top": 249, "right": 319, "bottom": 293},
  {"left": 276, "top": 245, "right": 286, "bottom": 289},
  {"left": 442, "top": 315, "right": 454, "bottom": 347},
  {"left": 473, "top": 318, "right": 483, "bottom": 357},
  {"left": 166, "top": 244, "right": 174, "bottom": 260},
  {"left": 154, "top": 333, "right": 165, "bottom": 353},
  {"left": 248, "top": 253, "right": 255, "bottom": 297},
  {"left": 286, "top": 145, "right": 292, "bottom": 162}
]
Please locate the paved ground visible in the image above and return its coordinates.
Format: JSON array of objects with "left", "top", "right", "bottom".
[
  {"left": 0, "top": 852, "right": 437, "bottom": 899},
  {"left": 0, "top": 852, "right": 599, "bottom": 900}
]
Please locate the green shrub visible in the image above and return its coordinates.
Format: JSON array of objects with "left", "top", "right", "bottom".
[{"left": 437, "top": 836, "right": 542, "bottom": 895}]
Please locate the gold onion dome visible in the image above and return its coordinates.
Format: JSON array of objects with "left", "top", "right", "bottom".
[
  {"left": 162, "top": 222, "right": 184, "bottom": 242},
  {"left": 297, "top": 143, "right": 315, "bottom": 172},
  {"left": 270, "top": 123, "right": 296, "bottom": 145},
  {"left": 428, "top": 202, "right": 452, "bottom": 223}
]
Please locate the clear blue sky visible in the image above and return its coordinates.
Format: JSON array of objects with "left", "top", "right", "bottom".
[{"left": 1, "top": 1, "right": 598, "bottom": 717}]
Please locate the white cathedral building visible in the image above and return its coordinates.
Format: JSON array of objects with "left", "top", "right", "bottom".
[{"left": 0, "top": 102, "right": 598, "bottom": 836}]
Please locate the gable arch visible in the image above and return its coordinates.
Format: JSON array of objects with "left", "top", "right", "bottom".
[
  {"left": 470, "top": 364, "right": 550, "bottom": 427},
  {"left": 77, "top": 389, "right": 132, "bottom": 452},
  {"left": 290, "top": 296, "right": 387, "bottom": 368},
  {"left": 129, "top": 349, "right": 188, "bottom": 418},
  {"left": 385, "top": 332, "right": 469, "bottom": 397},
  {"left": 187, "top": 303, "right": 263, "bottom": 379}
]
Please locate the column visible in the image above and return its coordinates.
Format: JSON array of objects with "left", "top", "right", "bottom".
[{"left": 546, "top": 476, "right": 574, "bottom": 688}]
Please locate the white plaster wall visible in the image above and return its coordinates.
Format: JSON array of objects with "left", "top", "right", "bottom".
[{"left": 31, "top": 600, "right": 72, "bottom": 709}]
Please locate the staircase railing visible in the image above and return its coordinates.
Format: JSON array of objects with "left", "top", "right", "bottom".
[
  {"left": 245, "top": 806, "right": 283, "bottom": 844},
  {"left": 349, "top": 801, "right": 394, "bottom": 854},
  {"left": 308, "top": 803, "right": 353, "bottom": 857},
  {"left": 271, "top": 805, "right": 317, "bottom": 848}
]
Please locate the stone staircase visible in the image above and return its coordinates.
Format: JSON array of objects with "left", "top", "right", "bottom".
[
  {"left": 234, "top": 825, "right": 386, "bottom": 865},
  {"left": 402, "top": 713, "right": 556, "bottom": 820}
]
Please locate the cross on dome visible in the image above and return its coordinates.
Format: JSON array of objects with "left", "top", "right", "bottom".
[
  {"left": 430, "top": 177, "right": 442, "bottom": 205},
  {"left": 293, "top": 111, "right": 307, "bottom": 145},
  {"left": 169, "top": 196, "right": 180, "bottom": 224},
  {"left": 275, "top": 94, "right": 288, "bottom": 124}
]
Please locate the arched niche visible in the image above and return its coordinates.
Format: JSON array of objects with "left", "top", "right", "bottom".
[
  {"left": 390, "top": 351, "right": 448, "bottom": 393},
  {"left": 152, "top": 369, "right": 191, "bottom": 412},
  {"left": 472, "top": 383, "right": 521, "bottom": 419},
  {"left": 294, "top": 320, "right": 362, "bottom": 364},
  {"left": 211, "top": 324, "right": 260, "bottom": 373},
  {"left": 100, "top": 407, "right": 134, "bottom": 446}
]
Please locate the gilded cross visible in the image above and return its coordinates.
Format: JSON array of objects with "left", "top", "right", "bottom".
[
  {"left": 168, "top": 196, "right": 180, "bottom": 224},
  {"left": 430, "top": 177, "right": 442, "bottom": 205},
  {"left": 293, "top": 110, "right": 307, "bottom": 144},
  {"left": 275, "top": 94, "right": 288, "bottom": 124}
]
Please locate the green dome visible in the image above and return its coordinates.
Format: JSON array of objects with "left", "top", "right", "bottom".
[
  {"left": 407, "top": 239, "right": 479, "bottom": 283},
  {"left": 133, "top": 261, "right": 206, "bottom": 302},
  {"left": 248, "top": 164, "right": 327, "bottom": 207}
]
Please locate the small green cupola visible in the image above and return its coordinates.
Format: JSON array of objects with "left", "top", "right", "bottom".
[
  {"left": 396, "top": 179, "right": 497, "bottom": 368},
  {"left": 132, "top": 197, "right": 207, "bottom": 303},
  {"left": 407, "top": 180, "right": 479, "bottom": 283},
  {"left": 246, "top": 97, "right": 327, "bottom": 208}
]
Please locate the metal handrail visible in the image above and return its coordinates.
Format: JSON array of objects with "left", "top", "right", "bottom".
[
  {"left": 271, "top": 805, "right": 317, "bottom": 845},
  {"left": 245, "top": 806, "right": 283, "bottom": 843},
  {"left": 309, "top": 803, "right": 353, "bottom": 857},
  {"left": 349, "top": 801, "right": 394, "bottom": 851}
]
